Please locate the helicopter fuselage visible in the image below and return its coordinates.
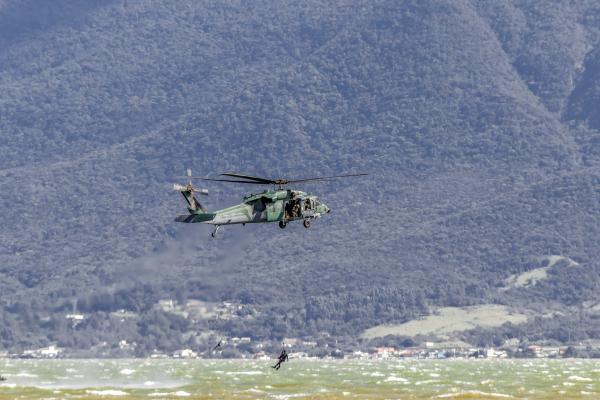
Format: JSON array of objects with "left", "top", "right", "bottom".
[{"left": 175, "top": 189, "right": 330, "bottom": 227}]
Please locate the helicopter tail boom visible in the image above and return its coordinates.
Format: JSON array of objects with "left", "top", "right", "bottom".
[
  {"left": 175, "top": 213, "right": 216, "bottom": 223},
  {"left": 173, "top": 184, "right": 215, "bottom": 223}
]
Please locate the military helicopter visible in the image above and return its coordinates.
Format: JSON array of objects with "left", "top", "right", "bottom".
[{"left": 174, "top": 169, "right": 367, "bottom": 237}]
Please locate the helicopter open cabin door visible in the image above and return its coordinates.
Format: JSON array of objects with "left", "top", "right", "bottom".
[{"left": 266, "top": 200, "right": 284, "bottom": 222}]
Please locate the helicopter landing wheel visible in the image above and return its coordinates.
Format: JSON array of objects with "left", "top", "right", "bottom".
[
  {"left": 279, "top": 221, "right": 287, "bottom": 229},
  {"left": 303, "top": 219, "right": 311, "bottom": 228}
]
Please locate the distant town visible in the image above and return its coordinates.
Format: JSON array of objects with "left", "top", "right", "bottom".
[{"left": 1, "top": 333, "right": 598, "bottom": 360}]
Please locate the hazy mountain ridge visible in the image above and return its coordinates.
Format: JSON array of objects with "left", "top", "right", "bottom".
[{"left": 1, "top": 0, "right": 600, "bottom": 352}]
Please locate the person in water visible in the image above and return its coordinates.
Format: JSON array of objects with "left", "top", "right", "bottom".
[{"left": 271, "top": 349, "right": 289, "bottom": 370}]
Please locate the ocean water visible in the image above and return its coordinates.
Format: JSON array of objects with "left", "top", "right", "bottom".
[{"left": 0, "top": 358, "right": 599, "bottom": 399}]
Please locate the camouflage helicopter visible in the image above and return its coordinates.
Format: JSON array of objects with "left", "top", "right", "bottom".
[{"left": 174, "top": 169, "right": 366, "bottom": 237}]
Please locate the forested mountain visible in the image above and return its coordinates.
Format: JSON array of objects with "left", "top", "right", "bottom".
[{"left": 1, "top": 0, "right": 600, "bottom": 354}]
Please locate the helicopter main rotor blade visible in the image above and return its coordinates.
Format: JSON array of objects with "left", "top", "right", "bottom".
[
  {"left": 286, "top": 173, "right": 368, "bottom": 183},
  {"left": 180, "top": 172, "right": 367, "bottom": 185},
  {"left": 220, "top": 173, "right": 275, "bottom": 184},
  {"left": 182, "top": 176, "right": 271, "bottom": 184}
]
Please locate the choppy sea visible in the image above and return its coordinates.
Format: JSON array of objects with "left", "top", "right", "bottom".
[{"left": 1, "top": 358, "right": 599, "bottom": 399}]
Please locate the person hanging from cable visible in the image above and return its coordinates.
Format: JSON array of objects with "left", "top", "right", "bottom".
[{"left": 271, "top": 348, "right": 289, "bottom": 370}]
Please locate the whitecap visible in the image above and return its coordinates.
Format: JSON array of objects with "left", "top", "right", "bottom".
[
  {"left": 415, "top": 379, "right": 440, "bottom": 385},
  {"left": 15, "top": 372, "right": 38, "bottom": 377},
  {"left": 243, "top": 388, "right": 265, "bottom": 394},
  {"left": 385, "top": 376, "right": 408, "bottom": 383},
  {"left": 225, "top": 371, "right": 263, "bottom": 375},
  {"left": 434, "top": 391, "right": 513, "bottom": 398},
  {"left": 450, "top": 380, "right": 474, "bottom": 386},
  {"left": 568, "top": 375, "right": 593, "bottom": 382},
  {"left": 86, "top": 390, "right": 128, "bottom": 396},
  {"left": 174, "top": 391, "right": 191, "bottom": 397},
  {"left": 0, "top": 383, "right": 17, "bottom": 388},
  {"left": 120, "top": 368, "right": 136, "bottom": 375}
]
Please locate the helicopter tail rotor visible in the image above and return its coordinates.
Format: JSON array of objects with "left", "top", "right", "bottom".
[
  {"left": 173, "top": 183, "right": 209, "bottom": 196},
  {"left": 174, "top": 169, "right": 208, "bottom": 212}
]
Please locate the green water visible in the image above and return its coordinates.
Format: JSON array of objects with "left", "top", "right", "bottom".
[{"left": 0, "top": 358, "right": 599, "bottom": 399}]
